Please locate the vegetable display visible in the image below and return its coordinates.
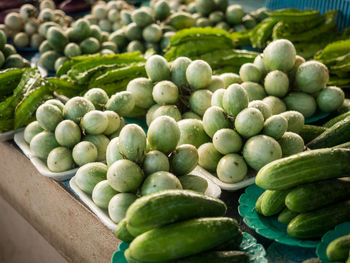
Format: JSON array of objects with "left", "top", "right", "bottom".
[
  {"left": 2, "top": 0, "right": 72, "bottom": 50},
  {"left": 72, "top": 120, "right": 212, "bottom": 224},
  {"left": 23, "top": 88, "right": 129, "bottom": 172},
  {"left": 1, "top": 1, "right": 350, "bottom": 263}
]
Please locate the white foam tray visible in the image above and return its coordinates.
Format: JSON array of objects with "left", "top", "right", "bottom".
[
  {"left": 14, "top": 130, "right": 78, "bottom": 181},
  {"left": 69, "top": 168, "right": 222, "bottom": 232},
  {"left": 0, "top": 130, "right": 16, "bottom": 142},
  {"left": 192, "top": 166, "right": 256, "bottom": 191},
  {"left": 0, "top": 128, "right": 24, "bottom": 142},
  {"left": 70, "top": 176, "right": 118, "bottom": 231}
]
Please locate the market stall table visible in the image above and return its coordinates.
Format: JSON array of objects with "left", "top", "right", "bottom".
[{"left": 0, "top": 141, "right": 119, "bottom": 263}]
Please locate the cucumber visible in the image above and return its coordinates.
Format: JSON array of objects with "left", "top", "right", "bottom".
[
  {"left": 214, "top": 230, "right": 243, "bottom": 251},
  {"left": 256, "top": 148, "right": 350, "bottom": 190},
  {"left": 324, "top": 111, "right": 350, "bottom": 128},
  {"left": 126, "top": 190, "right": 226, "bottom": 235},
  {"left": 287, "top": 200, "right": 350, "bottom": 239},
  {"left": 255, "top": 192, "right": 264, "bottom": 214},
  {"left": 127, "top": 217, "right": 240, "bottom": 262},
  {"left": 307, "top": 116, "right": 350, "bottom": 149},
  {"left": 114, "top": 218, "right": 134, "bottom": 243},
  {"left": 298, "top": 125, "right": 327, "bottom": 144},
  {"left": 277, "top": 208, "right": 298, "bottom": 224},
  {"left": 260, "top": 189, "right": 289, "bottom": 216},
  {"left": 327, "top": 233, "right": 350, "bottom": 261},
  {"left": 333, "top": 142, "right": 350, "bottom": 149},
  {"left": 125, "top": 249, "right": 249, "bottom": 263},
  {"left": 285, "top": 179, "right": 350, "bottom": 213}
]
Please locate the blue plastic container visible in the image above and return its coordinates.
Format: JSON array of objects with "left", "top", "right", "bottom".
[{"left": 265, "top": 0, "right": 350, "bottom": 30}]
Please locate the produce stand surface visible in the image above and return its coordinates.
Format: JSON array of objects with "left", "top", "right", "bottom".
[{"left": 0, "top": 141, "right": 119, "bottom": 263}]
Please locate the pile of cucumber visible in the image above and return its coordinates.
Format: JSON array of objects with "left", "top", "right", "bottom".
[
  {"left": 254, "top": 147, "right": 350, "bottom": 240},
  {"left": 116, "top": 190, "right": 250, "bottom": 263},
  {"left": 254, "top": 112, "right": 350, "bottom": 239},
  {"left": 2, "top": 0, "right": 72, "bottom": 50},
  {"left": 327, "top": 233, "right": 350, "bottom": 263}
]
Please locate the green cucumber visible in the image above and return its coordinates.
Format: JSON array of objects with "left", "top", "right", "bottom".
[
  {"left": 299, "top": 125, "right": 327, "bottom": 144},
  {"left": 327, "top": 233, "right": 350, "bottom": 261},
  {"left": 277, "top": 208, "right": 298, "bottom": 224},
  {"left": 324, "top": 111, "right": 350, "bottom": 128},
  {"left": 114, "top": 218, "right": 134, "bottom": 243},
  {"left": 256, "top": 148, "right": 350, "bottom": 190},
  {"left": 214, "top": 230, "right": 243, "bottom": 251},
  {"left": 127, "top": 217, "right": 240, "bottom": 262},
  {"left": 285, "top": 179, "right": 350, "bottom": 213},
  {"left": 307, "top": 116, "right": 350, "bottom": 149},
  {"left": 126, "top": 190, "right": 226, "bottom": 235},
  {"left": 333, "top": 142, "right": 350, "bottom": 149},
  {"left": 260, "top": 189, "right": 289, "bottom": 216},
  {"left": 255, "top": 192, "right": 265, "bottom": 214},
  {"left": 287, "top": 200, "right": 350, "bottom": 239}
]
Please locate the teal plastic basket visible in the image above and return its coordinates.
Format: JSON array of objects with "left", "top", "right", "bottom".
[
  {"left": 265, "top": 0, "right": 350, "bottom": 30},
  {"left": 111, "top": 233, "right": 268, "bottom": 263}
]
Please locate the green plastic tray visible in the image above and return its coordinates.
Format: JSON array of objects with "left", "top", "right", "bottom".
[
  {"left": 316, "top": 222, "right": 350, "bottom": 263},
  {"left": 111, "top": 232, "right": 267, "bottom": 263},
  {"left": 238, "top": 184, "right": 320, "bottom": 248}
]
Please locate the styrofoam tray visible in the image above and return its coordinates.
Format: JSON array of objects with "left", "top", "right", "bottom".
[
  {"left": 0, "top": 129, "right": 22, "bottom": 142},
  {"left": 192, "top": 165, "right": 256, "bottom": 191},
  {"left": 69, "top": 169, "right": 222, "bottom": 232},
  {"left": 70, "top": 176, "right": 118, "bottom": 231},
  {"left": 14, "top": 130, "right": 78, "bottom": 181}
]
